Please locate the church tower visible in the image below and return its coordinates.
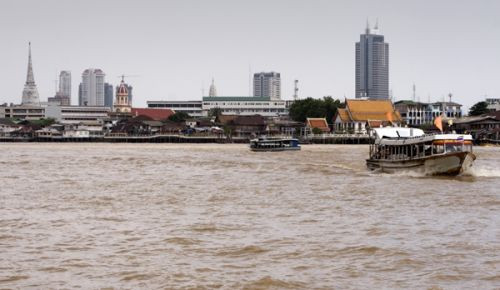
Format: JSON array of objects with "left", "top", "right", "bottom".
[
  {"left": 21, "top": 42, "right": 40, "bottom": 105},
  {"left": 114, "top": 77, "right": 132, "bottom": 113}
]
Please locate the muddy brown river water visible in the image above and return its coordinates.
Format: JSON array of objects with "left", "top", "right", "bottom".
[{"left": 0, "top": 143, "right": 499, "bottom": 289}]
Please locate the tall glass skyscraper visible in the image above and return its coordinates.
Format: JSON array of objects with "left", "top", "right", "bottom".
[{"left": 355, "top": 22, "right": 389, "bottom": 99}]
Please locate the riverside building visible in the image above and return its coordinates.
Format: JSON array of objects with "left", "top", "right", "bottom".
[
  {"left": 394, "top": 100, "right": 463, "bottom": 126},
  {"left": 45, "top": 104, "right": 110, "bottom": 124},
  {"left": 202, "top": 96, "right": 287, "bottom": 116},
  {"left": 147, "top": 101, "right": 205, "bottom": 117},
  {"left": 0, "top": 105, "right": 45, "bottom": 120},
  {"left": 355, "top": 21, "right": 389, "bottom": 99},
  {"left": 334, "top": 99, "right": 402, "bottom": 134}
]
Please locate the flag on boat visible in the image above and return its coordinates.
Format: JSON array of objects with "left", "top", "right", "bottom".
[{"left": 434, "top": 115, "right": 443, "bottom": 132}]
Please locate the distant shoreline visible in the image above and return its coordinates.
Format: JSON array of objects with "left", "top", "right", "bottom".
[{"left": 0, "top": 134, "right": 371, "bottom": 144}]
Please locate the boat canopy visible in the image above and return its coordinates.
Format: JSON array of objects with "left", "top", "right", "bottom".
[{"left": 372, "top": 127, "right": 425, "bottom": 139}]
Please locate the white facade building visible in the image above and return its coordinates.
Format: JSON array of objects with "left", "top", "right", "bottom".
[
  {"left": 486, "top": 98, "right": 500, "bottom": 111},
  {"left": 79, "top": 68, "right": 105, "bottom": 106},
  {"left": 1, "top": 105, "right": 45, "bottom": 120},
  {"left": 45, "top": 104, "right": 110, "bottom": 124},
  {"left": 202, "top": 96, "right": 287, "bottom": 116},
  {"left": 147, "top": 101, "right": 205, "bottom": 117}
]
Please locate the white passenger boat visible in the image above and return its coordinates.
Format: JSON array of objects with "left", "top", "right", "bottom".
[
  {"left": 367, "top": 127, "right": 475, "bottom": 175},
  {"left": 249, "top": 137, "right": 301, "bottom": 152}
]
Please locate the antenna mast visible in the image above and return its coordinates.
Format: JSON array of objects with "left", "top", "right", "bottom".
[{"left": 293, "top": 80, "right": 298, "bottom": 101}]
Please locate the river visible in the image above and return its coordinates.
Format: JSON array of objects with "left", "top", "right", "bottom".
[{"left": 0, "top": 143, "right": 499, "bottom": 289}]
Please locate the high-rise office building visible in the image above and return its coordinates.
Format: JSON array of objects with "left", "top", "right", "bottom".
[
  {"left": 79, "top": 68, "right": 105, "bottom": 106},
  {"left": 59, "top": 71, "right": 71, "bottom": 99},
  {"left": 355, "top": 21, "right": 389, "bottom": 99},
  {"left": 253, "top": 72, "right": 281, "bottom": 100},
  {"left": 21, "top": 43, "right": 40, "bottom": 106},
  {"left": 104, "top": 83, "right": 114, "bottom": 108}
]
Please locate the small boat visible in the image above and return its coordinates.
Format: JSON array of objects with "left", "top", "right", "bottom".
[
  {"left": 366, "top": 127, "right": 476, "bottom": 175},
  {"left": 249, "top": 137, "right": 301, "bottom": 152}
]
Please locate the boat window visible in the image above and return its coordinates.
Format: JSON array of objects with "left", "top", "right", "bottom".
[{"left": 433, "top": 144, "right": 444, "bottom": 154}]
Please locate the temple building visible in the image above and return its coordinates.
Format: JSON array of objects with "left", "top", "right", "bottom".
[
  {"left": 334, "top": 99, "right": 402, "bottom": 134},
  {"left": 21, "top": 43, "right": 40, "bottom": 106},
  {"left": 114, "top": 77, "right": 132, "bottom": 114}
]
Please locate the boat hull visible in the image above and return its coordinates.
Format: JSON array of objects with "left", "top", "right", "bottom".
[
  {"left": 250, "top": 147, "right": 301, "bottom": 152},
  {"left": 366, "top": 151, "right": 476, "bottom": 176}
]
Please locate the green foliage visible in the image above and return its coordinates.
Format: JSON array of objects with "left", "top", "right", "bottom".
[
  {"left": 311, "top": 127, "right": 323, "bottom": 135},
  {"left": 289, "top": 96, "right": 344, "bottom": 123},
  {"left": 208, "top": 107, "right": 222, "bottom": 118},
  {"left": 168, "top": 112, "right": 190, "bottom": 122},
  {"left": 468, "top": 101, "right": 489, "bottom": 116},
  {"left": 29, "top": 118, "right": 56, "bottom": 127}
]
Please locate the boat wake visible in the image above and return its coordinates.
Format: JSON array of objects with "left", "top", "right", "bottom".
[{"left": 462, "top": 166, "right": 500, "bottom": 177}]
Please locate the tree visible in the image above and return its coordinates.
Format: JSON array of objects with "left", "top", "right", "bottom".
[
  {"left": 322, "top": 96, "right": 344, "bottom": 123},
  {"left": 468, "top": 101, "right": 489, "bottom": 116},
  {"left": 168, "top": 112, "right": 190, "bottom": 122},
  {"left": 289, "top": 96, "right": 344, "bottom": 122},
  {"left": 29, "top": 118, "right": 56, "bottom": 127},
  {"left": 208, "top": 107, "right": 222, "bottom": 118},
  {"left": 311, "top": 127, "right": 323, "bottom": 134}
]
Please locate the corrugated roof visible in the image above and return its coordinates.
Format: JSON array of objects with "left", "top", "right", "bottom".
[{"left": 131, "top": 108, "right": 174, "bottom": 121}]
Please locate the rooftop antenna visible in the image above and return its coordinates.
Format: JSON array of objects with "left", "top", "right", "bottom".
[
  {"left": 448, "top": 93, "right": 452, "bottom": 103},
  {"left": 293, "top": 80, "right": 299, "bottom": 100}
]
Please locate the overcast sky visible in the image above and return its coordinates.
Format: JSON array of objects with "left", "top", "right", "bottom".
[{"left": 1, "top": 0, "right": 499, "bottom": 110}]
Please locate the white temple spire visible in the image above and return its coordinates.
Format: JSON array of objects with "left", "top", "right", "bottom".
[
  {"left": 209, "top": 78, "right": 217, "bottom": 97},
  {"left": 21, "top": 42, "right": 40, "bottom": 105}
]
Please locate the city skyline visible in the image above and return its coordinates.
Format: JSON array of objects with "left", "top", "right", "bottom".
[{"left": 1, "top": 0, "right": 500, "bottom": 111}]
